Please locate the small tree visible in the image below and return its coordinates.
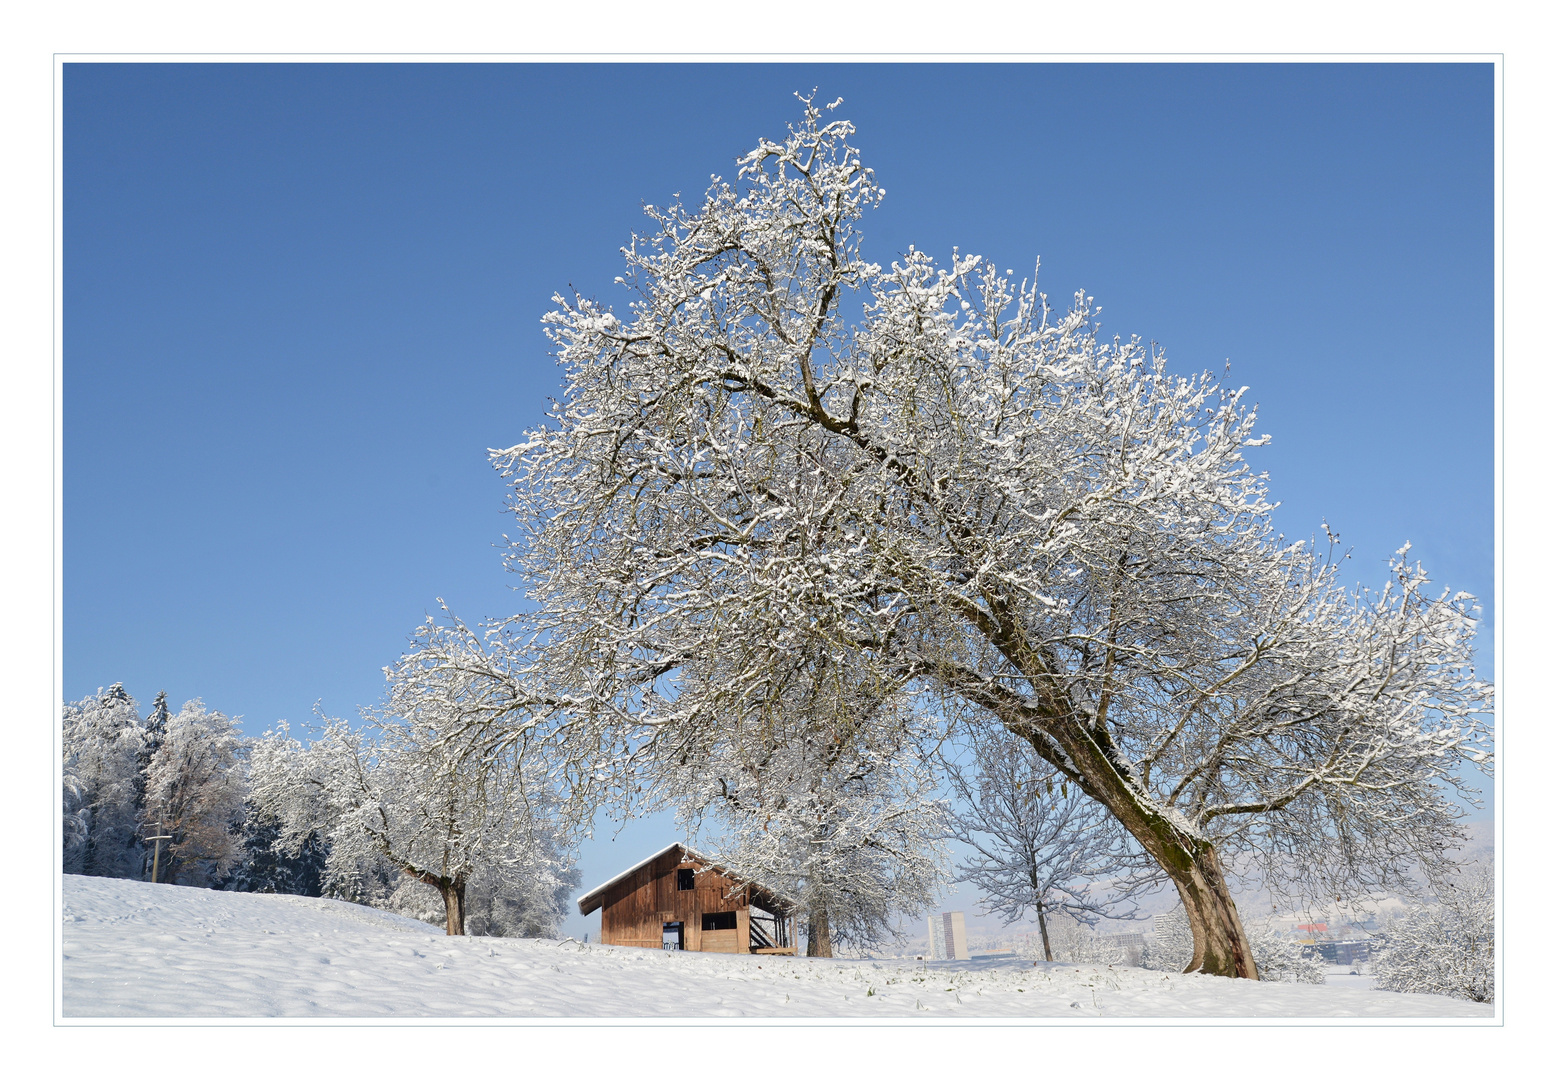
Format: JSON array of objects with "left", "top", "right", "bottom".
[
  {"left": 254, "top": 713, "right": 574, "bottom": 937},
  {"left": 142, "top": 699, "right": 248, "bottom": 886},
  {"left": 1372, "top": 866, "right": 1494, "bottom": 1003},
  {"left": 668, "top": 649, "right": 948, "bottom": 957},
  {"left": 943, "top": 725, "right": 1157, "bottom": 961}
]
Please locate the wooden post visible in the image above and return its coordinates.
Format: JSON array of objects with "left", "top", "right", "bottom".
[{"left": 145, "top": 822, "right": 173, "bottom": 884}]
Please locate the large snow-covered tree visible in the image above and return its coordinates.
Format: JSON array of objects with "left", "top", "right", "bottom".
[
  {"left": 141, "top": 698, "right": 248, "bottom": 886},
  {"left": 943, "top": 725, "right": 1157, "bottom": 961},
  {"left": 410, "top": 96, "right": 1491, "bottom": 978}
]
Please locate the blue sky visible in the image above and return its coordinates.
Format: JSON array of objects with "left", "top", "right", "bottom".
[{"left": 64, "top": 62, "right": 1493, "bottom": 938}]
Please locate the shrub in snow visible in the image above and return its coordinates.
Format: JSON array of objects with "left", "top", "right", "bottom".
[
  {"left": 1036, "top": 917, "right": 1136, "bottom": 967},
  {"left": 1372, "top": 868, "right": 1494, "bottom": 1003},
  {"left": 1141, "top": 908, "right": 1195, "bottom": 973},
  {"left": 1246, "top": 923, "right": 1326, "bottom": 984}
]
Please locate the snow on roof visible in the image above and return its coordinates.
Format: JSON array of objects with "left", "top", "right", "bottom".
[{"left": 574, "top": 842, "right": 797, "bottom": 916}]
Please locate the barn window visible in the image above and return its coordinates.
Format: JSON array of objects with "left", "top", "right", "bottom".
[
  {"left": 677, "top": 868, "right": 695, "bottom": 891},
  {"left": 702, "top": 911, "right": 737, "bottom": 931}
]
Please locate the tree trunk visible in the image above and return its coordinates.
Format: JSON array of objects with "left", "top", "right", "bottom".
[
  {"left": 805, "top": 908, "right": 833, "bottom": 957},
  {"left": 439, "top": 878, "right": 467, "bottom": 936},
  {"left": 405, "top": 868, "right": 467, "bottom": 936},
  {"left": 1106, "top": 799, "right": 1255, "bottom": 978},
  {"left": 1036, "top": 902, "right": 1053, "bottom": 963},
  {"left": 1020, "top": 726, "right": 1259, "bottom": 979}
]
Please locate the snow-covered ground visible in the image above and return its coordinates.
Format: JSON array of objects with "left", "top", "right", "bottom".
[{"left": 60, "top": 875, "right": 1493, "bottom": 1020}]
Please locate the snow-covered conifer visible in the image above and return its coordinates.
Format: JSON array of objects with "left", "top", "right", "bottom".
[{"left": 62, "top": 684, "right": 146, "bottom": 878}]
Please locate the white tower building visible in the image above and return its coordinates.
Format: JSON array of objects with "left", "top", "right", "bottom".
[{"left": 927, "top": 910, "right": 969, "bottom": 960}]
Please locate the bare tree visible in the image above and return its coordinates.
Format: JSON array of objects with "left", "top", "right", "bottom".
[{"left": 942, "top": 726, "right": 1157, "bottom": 961}]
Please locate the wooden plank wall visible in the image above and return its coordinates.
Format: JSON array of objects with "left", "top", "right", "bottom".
[{"left": 598, "top": 852, "right": 753, "bottom": 953}]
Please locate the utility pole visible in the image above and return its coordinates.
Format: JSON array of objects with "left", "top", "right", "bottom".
[{"left": 145, "top": 821, "right": 173, "bottom": 884}]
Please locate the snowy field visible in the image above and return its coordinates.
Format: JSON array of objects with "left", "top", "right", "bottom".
[{"left": 61, "top": 875, "right": 1492, "bottom": 1020}]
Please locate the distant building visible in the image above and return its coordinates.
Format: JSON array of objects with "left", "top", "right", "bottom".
[
  {"left": 1102, "top": 932, "right": 1145, "bottom": 949},
  {"left": 1313, "top": 940, "right": 1372, "bottom": 966},
  {"left": 928, "top": 911, "right": 970, "bottom": 960}
]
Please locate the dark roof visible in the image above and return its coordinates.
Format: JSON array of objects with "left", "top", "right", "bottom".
[{"left": 575, "top": 842, "right": 799, "bottom": 916}]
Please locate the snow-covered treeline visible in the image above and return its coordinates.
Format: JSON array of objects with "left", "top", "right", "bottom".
[
  {"left": 61, "top": 684, "right": 577, "bottom": 938},
  {"left": 63, "top": 685, "right": 250, "bottom": 887}
]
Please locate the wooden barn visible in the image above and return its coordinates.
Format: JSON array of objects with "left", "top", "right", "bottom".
[{"left": 577, "top": 843, "right": 799, "bottom": 955}]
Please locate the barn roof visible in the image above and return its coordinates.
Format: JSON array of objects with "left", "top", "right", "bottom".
[{"left": 575, "top": 842, "right": 799, "bottom": 916}]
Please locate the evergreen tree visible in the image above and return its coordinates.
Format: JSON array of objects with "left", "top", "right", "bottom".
[
  {"left": 62, "top": 684, "right": 147, "bottom": 878},
  {"left": 221, "top": 809, "right": 328, "bottom": 896},
  {"left": 133, "top": 690, "right": 173, "bottom": 876}
]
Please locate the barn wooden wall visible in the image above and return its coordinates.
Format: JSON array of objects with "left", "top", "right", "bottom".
[{"left": 598, "top": 852, "right": 752, "bottom": 953}]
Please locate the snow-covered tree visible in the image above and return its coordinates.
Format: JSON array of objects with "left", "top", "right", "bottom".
[
  {"left": 666, "top": 648, "right": 948, "bottom": 956},
  {"left": 401, "top": 95, "right": 1493, "bottom": 978},
  {"left": 142, "top": 699, "right": 248, "bottom": 886},
  {"left": 221, "top": 808, "right": 329, "bottom": 896},
  {"left": 1372, "top": 866, "right": 1494, "bottom": 1003},
  {"left": 254, "top": 711, "right": 575, "bottom": 937},
  {"left": 943, "top": 725, "right": 1158, "bottom": 961},
  {"left": 62, "top": 684, "right": 146, "bottom": 878}
]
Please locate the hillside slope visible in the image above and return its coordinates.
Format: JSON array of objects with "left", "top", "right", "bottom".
[{"left": 60, "top": 875, "right": 1493, "bottom": 1019}]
